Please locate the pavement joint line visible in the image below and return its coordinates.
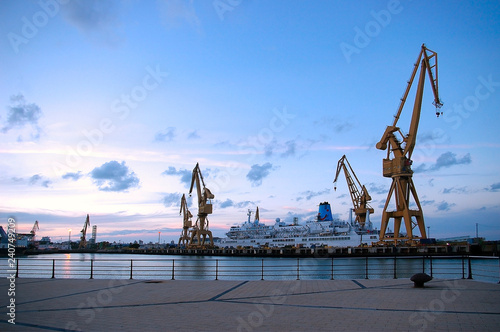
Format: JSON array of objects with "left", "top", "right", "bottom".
[
  {"left": 351, "top": 279, "right": 367, "bottom": 289},
  {"left": 208, "top": 280, "right": 249, "bottom": 301},
  {"left": 15, "top": 279, "right": 145, "bottom": 306},
  {"left": 218, "top": 299, "right": 500, "bottom": 316}
]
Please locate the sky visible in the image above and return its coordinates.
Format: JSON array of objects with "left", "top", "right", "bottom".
[{"left": 1, "top": 0, "right": 499, "bottom": 244}]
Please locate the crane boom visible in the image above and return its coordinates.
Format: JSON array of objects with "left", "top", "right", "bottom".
[
  {"left": 30, "top": 220, "right": 39, "bottom": 236},
  {"left": 333, "top": 155, "right": 374, "bottom": 227},
  {"left": 376, "top": 44, "right": 443, "bottom": 244}
]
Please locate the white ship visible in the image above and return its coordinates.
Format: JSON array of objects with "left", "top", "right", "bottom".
[{"left": 220, "top": 202, "right": 379, "bottom": 248}]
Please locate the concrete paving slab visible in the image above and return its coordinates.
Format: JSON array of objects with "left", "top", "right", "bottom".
[{"left": 0, "top": 278, "right": 499, "bottom": 331}]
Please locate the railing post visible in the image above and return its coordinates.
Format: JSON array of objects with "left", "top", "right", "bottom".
[
  {"left": 462, "top": 255, "right": 465, "bottom": 279},
  {"left": 51, "top": 259, "right": 55, "bottom": 279},
  {"left": 498, "top": 257, "right": 500, "bottom": 284},
  {"left": 331, "top": 257, "right": 334, "bottom": 280},
  {"left": 467, "top": 256, "right": 473, "bottom": 279},
  {"left": 171, "top": 259, "right": 175, "bottom": 280},
  {"left": 365, "top": 256, "right": 368, "bottom": 279},
  {"left": 261, "top": 259, "right": 264, "bottom": 281},
  {"left": 393, "top": 255, "right": 397, "bottom": 279},
  {"left": 296, "top": 258, "right": 300, "bottom": 280},
  {"left": 90, "top": 259, "right": 93, "bottom": 279},
  {"left": 215, "top": 259, "right": 218, "bottom": 281},
  {"left": 422, "top": 255, "right": 425, "bottom": 273},
  {"left": 15, "top": 259, "right": 19, "bottom": 278},
  {"left": 430, "top": 255, "right": 433, "bottom": 278},
  {"left": 130, "top": 260, "right": 133, "bottom": 280}
]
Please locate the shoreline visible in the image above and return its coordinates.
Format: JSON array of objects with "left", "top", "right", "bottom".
[{"left": 7, "top": 243, "right": 499, "bottom": 258}]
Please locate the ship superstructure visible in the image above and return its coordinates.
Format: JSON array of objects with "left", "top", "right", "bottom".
[{"left": 220, "top": 202, "right": 379, "bottom": 248}]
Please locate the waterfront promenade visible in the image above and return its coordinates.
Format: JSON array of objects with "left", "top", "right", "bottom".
[{"left": 1, "top": 277, "right": 499, "bottom": 331}]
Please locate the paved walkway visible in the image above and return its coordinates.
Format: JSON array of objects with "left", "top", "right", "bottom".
[{"left": 1, "top": 277, "right": 499, "bottom": 331}]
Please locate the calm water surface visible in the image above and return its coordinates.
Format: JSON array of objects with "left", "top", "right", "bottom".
[{"left": 2, "top": 253, "right": 498, "bottom": 283}]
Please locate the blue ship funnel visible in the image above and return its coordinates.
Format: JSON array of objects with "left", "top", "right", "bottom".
[{"left": 318, "top": 202, "right": 333, "bottom": 221}]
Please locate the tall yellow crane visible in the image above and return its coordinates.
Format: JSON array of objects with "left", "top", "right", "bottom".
[
  {"left": 333, "top": 155, "right": 374, "bottom": 228},
  {"left": 376, "top": 44, "right": 442, "bottom": 244},
  {"left": 78, "top": 214, "right": 90, "bottom": 249},
  {"left": 178, "top": 193, "right": 193, "bottom": 247},
  {"left": 188, "top": 163, "right": 214, "bottom": 248}
]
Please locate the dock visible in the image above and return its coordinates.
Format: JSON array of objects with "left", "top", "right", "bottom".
[{"left": 1, "top": 277, "right": 499, "bottom": 331}]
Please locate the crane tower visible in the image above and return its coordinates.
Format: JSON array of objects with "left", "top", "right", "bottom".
[
  {"left": 376, "top": 44, "right": 442, "bottom": 245},
  {"left": 187, "top": 163, "right": 214, "bottom": 248},
  {"left": 178, "top": 193, "right": 193, "bottom": 247},
  {"left": 78, "top": 214, "right": 90, "bottom": 249},
  {"left": 333, "top": 155, "right": 374, "bottom": 228}
]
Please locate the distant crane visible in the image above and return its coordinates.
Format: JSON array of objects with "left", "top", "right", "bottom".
[
  {"left": 333, "top": 155, "right": 374, "bottom": 228},
  {"left": 188, "top": 163, "right": 214, "bottom": 248},
  {"left": 178, "top": 193, "right": 193, "bottom": 247},
  {"left": 376, "top": 44, "right": 442, "bottom": 244},
  {"left": 78, "top": 214, "right": 90, "bottom": 249},
  {"left": 30, "top": 220, "right": 39, "bottom": 239}
]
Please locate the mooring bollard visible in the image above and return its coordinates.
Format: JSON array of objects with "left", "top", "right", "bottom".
[{"left": 410, "top": 273, "right": 432, "bottom": 288}]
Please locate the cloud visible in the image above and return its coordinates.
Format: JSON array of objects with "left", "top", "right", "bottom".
[
  {"left": 162, "top": 166, "right": 191, "bottom": 187},
  {"left": 313, "top": 117, "right": 354, "bottom": 134},
  {"left": 420, "top": 200, "right": 435, "bottom": 206},
  {"left": 61, "top": 0, "right": 124, "bottom": 46},
  {"left": 415, "top": 152, "right": 472, "bottom": 173},
  {"left": 162, "top": 192, "right": 183, "bottom": 208},
  {"left": 2, "top": 94, "right": 42, "bottom": 140},
  {"left": 90, "top": 161, "right": 139, "bottom": 192},
  {"left": 442, "top": 187, "right": 468, "bottom": 194},
  {"left": 436, "top": 201, "right": 456, "bottom": 212},
  {"left": 218, "top": 199, "right": 254, "bottom": 209},
  {"left": 155, "top": 127, "right": 176, "bottom": 142},
  {"left": 62, "top": 171, "right": 83, "bottom": 181},
  {"left": 263, "top": 138, "right": 312, "bottom": 159},
  {"left": 29, "top": 174, "right": 51, "bottom": 188},
  {"left": 281, "top": 140, "right": 296, "bottom": 158},
  {"left": 187, "top": 130, "right": 200, "bottom": 139},
  {"left": 485, "top": 182, "right": 500, "bottom": 192},
  {"left": 296, "top": 189, "right": 330, "bottom": 201},
  {"left": 246, "top": 163, "right": 275, "bottom": 187},
  {"left": 366, "top": 183, "right": 387, "bottom": 195}
]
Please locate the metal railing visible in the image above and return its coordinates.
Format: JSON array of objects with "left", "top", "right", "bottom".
[{"left": 5, "top": 256, "right": 500, "bottom": 283}]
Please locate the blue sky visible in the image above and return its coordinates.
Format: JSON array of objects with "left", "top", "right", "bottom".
[{"left": 1, "top": 0, "right": 499, "bottom": 243}]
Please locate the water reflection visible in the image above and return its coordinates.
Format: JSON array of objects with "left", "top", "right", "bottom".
[{"left": 1, "top": 253, "right": 497, "bottom": 283}]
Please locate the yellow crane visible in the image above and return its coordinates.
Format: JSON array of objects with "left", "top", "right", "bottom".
[
  {"left": 30, "top": 220, "right": 39, "bottom": 238},
  {"left": 178, "top": 193, "right": 193, "bottom": 247},
  {"left": 78, "top": 214, "right": 90, "bottom": 249},
  {"left": 188, "top": 163, "right": 214, "bottom": 248},
  {"left": 376, "top": 44, "right": 442, "bottom": 244},
  {"left": 333, "top": 155, "right": 374, "bottom": 228}
]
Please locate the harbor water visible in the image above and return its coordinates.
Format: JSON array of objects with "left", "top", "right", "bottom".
[{"left": 2, "top": 253, "right": 499, "bottom": 283}]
